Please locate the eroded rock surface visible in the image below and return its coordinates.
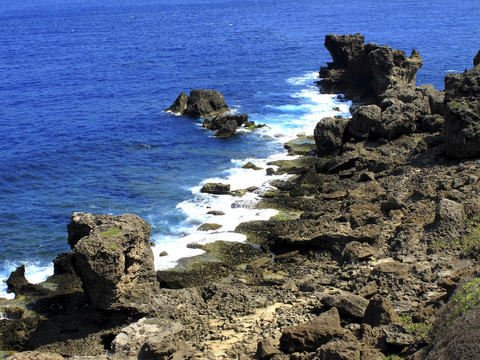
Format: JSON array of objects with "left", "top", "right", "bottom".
[
  {"left": 165, "top": 89, "right": 230, "bottom": 117},
  {"left": 69, "top": 212, "right": 160, "bottom": 313}
]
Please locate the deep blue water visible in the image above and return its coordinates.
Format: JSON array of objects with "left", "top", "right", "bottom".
[{"left": 1, "top": 0, "right": 479, "bottom": 294}]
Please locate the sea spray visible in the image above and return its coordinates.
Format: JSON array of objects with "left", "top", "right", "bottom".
[{"left": 153, "top": 73, "right": 351, "bottom": 271}]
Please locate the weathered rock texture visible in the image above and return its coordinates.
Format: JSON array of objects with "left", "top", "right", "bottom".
[
  {"left": 319, "top": 33, "right": 423, "bottom": 102},
  {"left": 314, "top": 116, "right": 349, "bottom": 156},
  {"left": 444, "top": 61, "right": 480, "bottom": 158},
  {"left": 165, "top": 89, "right": 230, "bottom": 117},
  {"left": 279, "top": 307, "right": 343, "bottom": 353},
  {"left": 69, "top": 212, "right": 160, "bottom": 313},
  {"left": 203, "top": 113, "right": 249, "bottom": 138}
]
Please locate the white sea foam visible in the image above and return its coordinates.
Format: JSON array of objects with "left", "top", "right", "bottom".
[
  {"left": 153, "top": 72, "right": 351, "bottom": 271},
  {"left": 0, "top": 262, "right": 54, "bottom": 299}
]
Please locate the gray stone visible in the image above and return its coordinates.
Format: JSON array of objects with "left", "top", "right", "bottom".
[
  {"left": 111, "top": 317, "right": 184, "bottom": 358},
  {"left": 314, "top": 116, "right": 350, "bottom": 156}
]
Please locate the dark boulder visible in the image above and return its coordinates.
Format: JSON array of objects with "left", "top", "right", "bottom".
[
  {"left": 321, "top": 290, "right": 369, "bottom": 319},
  {"left": 373, "top": 98, "right": 416, "bottom": 139},
  {"left": 184, "top": 89, "right": 230, "bottom": 117},
  {"left": 69, "top": 212, "right": 160, "bottom": 313},
  {"left": 6, "top": 265, "right": 51, "bottom": 298},
  {"left": 348, "top": 105, "right": 381, "bottom": 139},
  {"left": 214, "top": 119, "right": 238, "bottom": 138},
  {"left": 254, "top": 339, "right": 282, "bottom": 359},
  {"left": 318, "top": 33, "right": 422, "bottom": 102},
  {"left": 165, "top": 89, "right": 230, "bottom": 117},
  {"left": 314, "top": 116, "right": 349, "bottom": 156},
  {"left": 203, "top": 114, "right": 248, "bottom": 131},
  {"left": 164, "top": 92, "right": 188, "bottom": 114},
  {"left": 363, "top": 294, "right": 399, "bottom": 327}
]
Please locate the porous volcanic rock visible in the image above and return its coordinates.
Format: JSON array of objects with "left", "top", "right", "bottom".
[
  {"left": 279, "top": 307, "right": 343, "bottom": 353},
  {"left": 165, "top": 89, "right": 230, "bottom": 117},
  {"left": 444, "top": 60, "right": 480, "bottom": 158},
  {"left": 314, "top": 116, "right": 349, "bottom": 156},
  {"left": 69, "top": 212, "right": 160, "bottom": 313},
  {"left": 318, "top": 33, "right": 422, "bottom": 101},
  {"left": 111, "top": 317, "right": 184, "bottom": 358},
  {"left": 348, "top": 104, "right": 381, "bottom": 140},
  {"left": 321, "top": 289, "right": 369, "bottom": 319}
]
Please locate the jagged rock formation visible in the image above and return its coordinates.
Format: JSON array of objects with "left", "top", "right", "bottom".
[
  {"left": 203, "top": 113, "right": 249, "bottom": 138},
  {"left": 318, "top": 33, "right": 423, "bottom": 102},
  {"left": 165, "top": 89, "right": 230, "bottom": 117},
  {"left": 69, "top": 212, "right": 160, "bottom": 313},
  {"left": 444, "top": 60, "right": 480, "bottom": 158}
]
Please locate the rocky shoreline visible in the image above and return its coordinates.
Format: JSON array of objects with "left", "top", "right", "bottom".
[{"left": 1, "top": 34, "right": 480, "bottom": 360}]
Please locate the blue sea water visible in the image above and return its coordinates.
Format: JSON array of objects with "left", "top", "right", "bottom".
[{"left": 1, "top": 0, "right": 479, "bottom": 297}]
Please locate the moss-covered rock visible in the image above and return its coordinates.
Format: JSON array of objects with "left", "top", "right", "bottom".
[
  {"left": 156, "top": 241, "right": 265, "bottom": 288},
  {"left": 284, "top": 136, "right": 317, "bottom": 155},
  {"left": 197, "top": 223, "right": 223, "bottom": 231}
]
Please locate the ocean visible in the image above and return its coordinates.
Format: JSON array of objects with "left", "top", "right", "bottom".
[{"left": 1, "top": 0, "right": 479, "bottom": 298}]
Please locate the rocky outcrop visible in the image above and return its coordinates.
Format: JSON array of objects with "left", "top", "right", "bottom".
[
  {"left": 6, "top": 265, "right": 51, "bottom": 298},
  {"left": 164, "top": 92, "right": 188, "bottom": 114},
  {"left": 69, "top": 212, "right": 160, "bottom": 313},
  {"left": 315, "top": 34, "right": 447, "bottom": 146},
  {"left": 203, "top": 113, "right": 248, "bottom": 138},
  {"left": 444, "top": 61, "right": 480, "bottom": 158},
  {"left": 314, "top": 116, "right": 349, "bottom": 156},
  {"left": 111, "top": 317, "right": 185, "bottom": 358},
  {"left": 202, "top": 113, "right": 265, "bottom": 138},
  {"left": 279, "top": 307, "right": 343, "bottom": 353},
  {"left": 165, "top": 89, "right": 230, "bottom": 117},
  {"left": 318, "top": 33, "right": 422, "bottom": 102}
]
